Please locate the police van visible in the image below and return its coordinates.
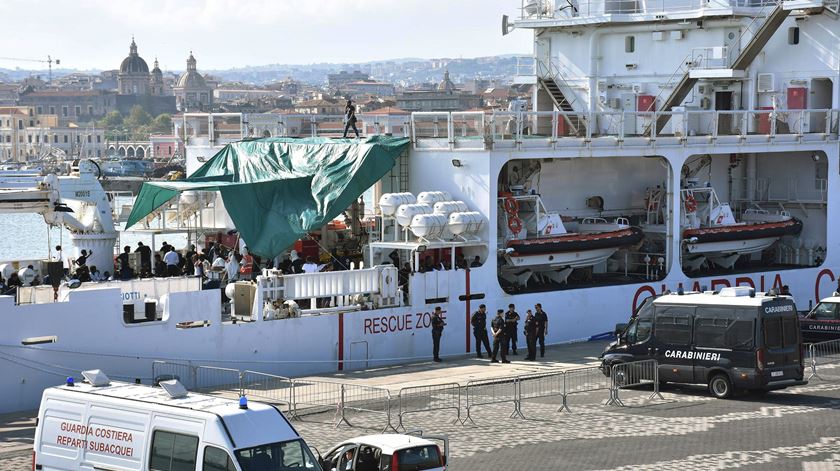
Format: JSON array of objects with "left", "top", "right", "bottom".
[
  {"left": 601, "top": 287, "right": 807, "bottom": 398},
  {"left": 33, "top": 370, "right": 322, "bottom": 470}
]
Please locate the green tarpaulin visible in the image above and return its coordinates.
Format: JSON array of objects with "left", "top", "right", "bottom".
[{"left": 126, "top": 136, "right": 409, "bottom": 258}]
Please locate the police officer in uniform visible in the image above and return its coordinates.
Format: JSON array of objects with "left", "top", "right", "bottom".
[
  {"left": 505, "top": 304, "right": 521, "bottom": 355},
  {"left": 524, "top": 310, "right": 538, "bottom": 361},
  {"left": 490, "top": 309, "right": 510, "bottom": 363},
  {"left": 471, "top": 304, "right": 492, "bottom": 358},
  {"left": 431, "top": 307, "right": 446, "bottom": 362},
  {"left": 534, "top": 303, "right": 549, "bottom": 358}
]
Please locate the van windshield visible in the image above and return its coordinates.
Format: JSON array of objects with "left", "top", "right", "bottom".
[{"left": 235, "top": 439, "right": 322, "bottom": 471}]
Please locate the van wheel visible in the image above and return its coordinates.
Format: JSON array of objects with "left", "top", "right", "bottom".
[{"left": 709, "top": 374, "right": 733, "bottom": 399}]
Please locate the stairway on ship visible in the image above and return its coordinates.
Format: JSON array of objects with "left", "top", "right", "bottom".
[
  {"left": 538, "top": 75, "right": 586, "bottom": 136},
  {"left": 649, "top": 0, "right": 825, "bottom": 135}
]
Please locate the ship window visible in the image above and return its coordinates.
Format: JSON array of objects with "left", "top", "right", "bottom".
[
  {"left": 625, "top": 36, "right": 635, "bottom": 53},
  {"left": 788, "top": 27, "right": 800, "bottom": 45}
]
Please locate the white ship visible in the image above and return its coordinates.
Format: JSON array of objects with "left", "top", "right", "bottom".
[{"left": 2, "top": 0, "right": 840, "bottom": 414}]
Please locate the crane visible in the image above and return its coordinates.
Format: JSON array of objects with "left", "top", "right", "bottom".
[{"left": 0, "top": 55, "right": 61, "bottom": 85}]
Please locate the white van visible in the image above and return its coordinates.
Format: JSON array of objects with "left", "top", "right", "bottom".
[{"left": 33, "top": 370, "right": 322, "bottom": 471}]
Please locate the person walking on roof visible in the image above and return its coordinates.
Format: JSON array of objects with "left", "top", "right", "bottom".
[
  {"left": 431, "top": 306, "right": 446, "bottom": 362},
  {"left": 343, "top": 99, "right": 360, "bottom": 138},
  {"left": 471, "top": 304, "right": 492, "bottom": 359}
]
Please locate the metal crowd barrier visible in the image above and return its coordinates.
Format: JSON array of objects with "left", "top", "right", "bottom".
[
  {"left": 336, "top": 384, "right": 396, "bottom": 432},
  {"left": 289, "top": 378, "right": 344, "bottom": 419},
  {"left": 517, "top": 372, "right": 564, "bottom": 414},
  {"left": 561, "top": 366, "right": 613, "bottom": 412},
  {"left": 241, "top": 370, "right": 294, "bottom": 414},
  {"left": 808, "top": 339, "right": 840, "bottom": 380},
  {"left": 397, "top": 383, "right": 462, "bottom": 431},
  {"left": 152, "top": 360, "right": 196, "bottom": 389},
  {"left": 607, "top": 359, "right": 664, "bottom": 406},
  {"left": 194, "top": 365, "right": 242, "bottom": 395},
  {"left": 149, "top": 358, "right": 665, "bottom": 430},
  {"left": 462, "top": 376, "right": 522, "bottom": 425}
]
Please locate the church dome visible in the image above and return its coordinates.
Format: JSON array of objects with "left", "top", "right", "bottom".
[
  {"left": 175, "top": 52, "right": 207, "bottom": 89},
  {"left": 119, "top": 38, "right": 149, "bottom": 74},
  {"left": 437, "top": 70, "right": 455, "bottom": 92}
]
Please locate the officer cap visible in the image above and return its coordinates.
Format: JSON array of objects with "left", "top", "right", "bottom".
[{"left": 497, "top": 309, "right": 504, "bottom": 313}]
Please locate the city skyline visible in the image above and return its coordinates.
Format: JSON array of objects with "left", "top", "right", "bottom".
[{"left": 1, "top": 0, "right": 532, "bottom": 72}]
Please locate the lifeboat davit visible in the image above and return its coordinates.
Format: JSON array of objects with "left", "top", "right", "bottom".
[{"left": 505, "top": 226, "right": 644, "bottom": 269}]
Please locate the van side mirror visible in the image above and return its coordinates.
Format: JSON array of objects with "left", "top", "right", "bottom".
[{"left": 614, "top": 323, "right": 628, "bottom": 336}]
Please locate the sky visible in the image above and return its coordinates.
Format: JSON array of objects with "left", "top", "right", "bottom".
[{"left": 0, "top": 0, "right": 532, "bottom": 72}]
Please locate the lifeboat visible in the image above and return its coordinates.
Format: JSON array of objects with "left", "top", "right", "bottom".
[
  {"left": 681, "top": 186, "right": 803, "bottom": 269},
  {"left": 505, "top": 225, "right": 644, "bottom": 269},
  {"left": 499, "top": 194, "right": 643, "bottom": 271}
]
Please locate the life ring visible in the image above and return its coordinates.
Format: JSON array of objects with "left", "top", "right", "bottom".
[
  {"left": 715, "top": 214, "right": 725, "bottom": 225},
  {"left": 504, "top": 196, "right": 519, "bottom": 216},
  {"left": 684, "top": 194, "right": 697, "bottom": 213},
  {"left": 508, "top": 216, "right": 523, "bottom": 234}
]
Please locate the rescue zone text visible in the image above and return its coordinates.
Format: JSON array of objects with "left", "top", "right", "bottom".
[{"left": 664, "top": 350, "right": 722, "bottom": 361}]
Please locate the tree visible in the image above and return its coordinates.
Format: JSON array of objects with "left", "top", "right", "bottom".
[
  {"left": 97, "top": 111, "right": 123, "bottom": 129},
  {"left": 124, "top": 105, "right": 152, "bottom": 129},
  {"left": 150, "top": 114, "right": 172, "bottom": 134}
]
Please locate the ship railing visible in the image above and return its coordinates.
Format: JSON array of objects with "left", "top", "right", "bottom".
[
  {"left": 414, "top": 108, "right": 839, "bottom": 150},
  {"left": 181, "top": 112, "right": 412, "bottom": 141},
  {"left": 410, "top": 112, "right": 487, "bottom": 150},
  {"left": 517, "top": 0, "right": 778, "bottom": 21},
  {"left": 514, "top": 56, "right": 536, "bottom": 77},
  {"left": 608, "top": 251, "right": 668, "bottom": 281},
  {"left": 257, "top": 265, "right": 400, "bottom": 309},
  {"left": 690, "top": 46, "right": 731, "bottom": 70},
  {"left": 808, "top": 339, "right": 840, "bottom": 381}
]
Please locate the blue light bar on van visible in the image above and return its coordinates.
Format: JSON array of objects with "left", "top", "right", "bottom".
[{"left": 239, "top": 396, "right": 248, "bottom": 410}]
